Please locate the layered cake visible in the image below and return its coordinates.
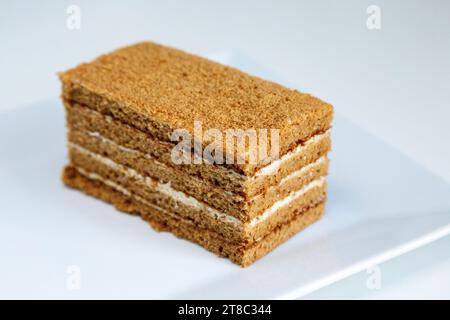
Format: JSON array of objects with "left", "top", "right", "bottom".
[{"left": 60, "top": 42, "right": 333, "bottom": 266}]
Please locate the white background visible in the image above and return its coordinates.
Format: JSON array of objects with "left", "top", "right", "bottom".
[{"left": 1, "top": 0, "right": 449, "bottom": 299}]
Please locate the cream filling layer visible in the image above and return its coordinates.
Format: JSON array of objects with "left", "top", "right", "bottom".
[
  {"left": 249, "top": 176, "right": 325, "bottom": 227},
  {"left": 75, "top": 167, "right": 196, "bottom": 226},
  {"left": 69, "top": 143, "right": 326, "bottom": 228},
  {"left": 253, "top": 130, "right": 330, "bottom": 177},
  {"left": 251, "top": 156, "right": 327, "bottom": 202}
]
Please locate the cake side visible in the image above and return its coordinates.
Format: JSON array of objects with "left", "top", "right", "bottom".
[
  {"left": 66, "top": 101, "right": 332, "bottom": 197},
  {"left": 65, "top": 100, "right": 331, "bottom": 221}
]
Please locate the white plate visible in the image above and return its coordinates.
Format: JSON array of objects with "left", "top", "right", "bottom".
[{"left": 1, "top": 53, "right": 449, "bottom": 299}]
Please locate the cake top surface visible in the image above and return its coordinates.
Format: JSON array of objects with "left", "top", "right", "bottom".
[{"left": 60, "top": 42, "right": 332, "bottom": 133}]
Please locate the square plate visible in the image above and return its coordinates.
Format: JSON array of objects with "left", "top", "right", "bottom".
[{"left": 1, "top": 52, "right": 449, "bottom": 299}]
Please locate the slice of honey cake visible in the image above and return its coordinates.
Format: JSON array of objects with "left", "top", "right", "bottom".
[{"left": 60, "top": 41, "right": 333, "bottom": 266}]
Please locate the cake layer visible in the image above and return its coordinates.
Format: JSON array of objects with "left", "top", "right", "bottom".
[
  {"left": 60, "top": 41, "right": 333, "bottom": 175},
  {"left": 68, "top": 134, "right": 328, "bottom": 221},
  {"left": 63, "top": 165, "right": 325, "bottom": 266},
  {"left": 65, "top": 101, "right": 331, "bottom": 200},
  {"left": 67, "top": 144, "right": 327, "bottom": 242}
]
